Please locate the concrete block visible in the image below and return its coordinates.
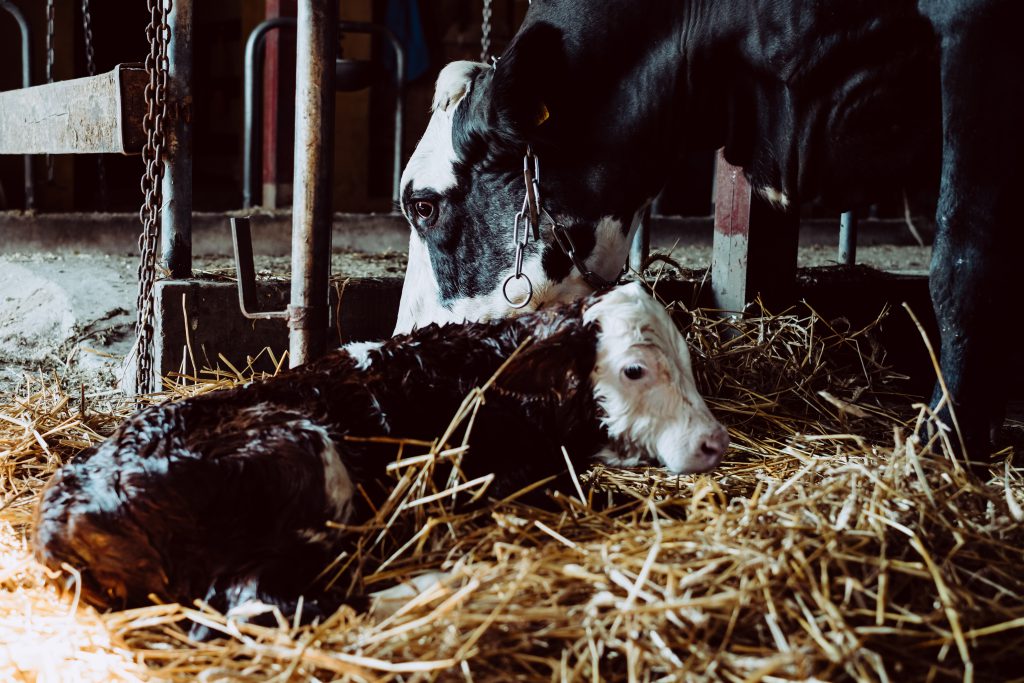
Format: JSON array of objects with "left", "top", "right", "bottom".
[{"left": 153, "top": 276, "right": 402, "bottom": 383}]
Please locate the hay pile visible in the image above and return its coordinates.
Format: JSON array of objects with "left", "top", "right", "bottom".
[{"left": 1, "top": 299, "right": 1023, "bottom": 682}]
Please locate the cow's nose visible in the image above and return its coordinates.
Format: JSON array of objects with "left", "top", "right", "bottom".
[{"left": 699, "top": 425, "right": 730, "bottom": 463}]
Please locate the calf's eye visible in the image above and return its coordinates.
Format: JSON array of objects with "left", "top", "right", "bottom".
[
  {"left": 414, "top": 200, "right": 437, "bottom": 222},
  {"left": 622, "top": 364, "right": 646, "bottom": 380}
]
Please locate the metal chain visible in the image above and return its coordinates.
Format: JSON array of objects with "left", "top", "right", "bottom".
[
  {"left": 135, "top": 0, "right": 172, "bottom": 396},
  {"left": 502, "top": 148, "right": 622, "bottom": 307},
  {"left": 81, "top": 0, "right": 107, "bottom": 209},
  {"left": 82, "top": 0, "right": 96, "bottom": 76},
  {"left": 45, "top": 0, "right": 55, "bottom": 183},
  {"left": 480, "top": 0, "right": 492, "bottom": 62}
]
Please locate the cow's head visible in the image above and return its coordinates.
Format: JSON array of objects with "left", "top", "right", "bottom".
[{"left": 395, "top": 22, "right": 669, "bottom": 333}]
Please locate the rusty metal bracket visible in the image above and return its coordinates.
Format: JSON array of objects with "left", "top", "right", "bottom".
[
  {"left": 231, "top": 216, "right": 288, "bottom": 321},
  {"left": 0, "top": 64, "right": 148, "bottom": 155}
]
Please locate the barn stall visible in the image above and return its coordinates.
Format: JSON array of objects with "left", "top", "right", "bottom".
[{"left": 1, "top": 1, "right": 1022, "bottom": 681}]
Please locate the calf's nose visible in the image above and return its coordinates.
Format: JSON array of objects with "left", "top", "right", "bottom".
[{"left": 698, "top": 424, "right": 730, "bottom": 464}]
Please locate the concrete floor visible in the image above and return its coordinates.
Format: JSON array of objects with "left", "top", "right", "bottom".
[{"left": 0, "top": 242, "right": 932, "bottom": 397}]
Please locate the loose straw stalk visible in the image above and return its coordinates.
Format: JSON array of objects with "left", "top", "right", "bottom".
[{"left": 1, "top": 301, "right": 1022, "bottom": 682}]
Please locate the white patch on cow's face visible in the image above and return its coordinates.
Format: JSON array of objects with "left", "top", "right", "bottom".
[
  {"left": 394, "top": 230, "right": 452, "bottom": 334},
  {"left": 400, "top": 61, "right": 484, "bottom": 201},
  {"left": 395, "top": 237, "right": 596, "bottom": 334},
  {"left": 585, "top": 282, "right": 729, "bottom": 474},
  {"left": 394, "top": 216, "right": 639, "bottom": 334},
  {"left": 760, "top": 186, "right": 791, "bottom": 210},
  {"left": 342, "top": 340, "right": 383, "bottom": 369}
]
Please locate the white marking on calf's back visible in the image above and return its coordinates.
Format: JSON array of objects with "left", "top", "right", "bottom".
[{"left": 342, "top": 340, "right": 383, "bottom": 370}]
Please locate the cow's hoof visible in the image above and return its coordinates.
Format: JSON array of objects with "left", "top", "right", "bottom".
[{"left": 915, "top": 402, "right": 997, "bottom": 481}]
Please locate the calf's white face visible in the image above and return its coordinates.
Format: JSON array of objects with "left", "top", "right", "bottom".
[{"left": 585, "top": 283, "right": 729, "bottom": 474}]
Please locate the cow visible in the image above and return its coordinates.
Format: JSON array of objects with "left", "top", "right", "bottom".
[
  {"left": 394, "top": 0, "right": 1023, "bottom": 456},
  {"left": 34, "top": 282, "right": 728, "bottom": 624}
]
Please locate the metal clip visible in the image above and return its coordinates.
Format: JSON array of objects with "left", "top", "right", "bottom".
[{"left": 523, "top": 147, "right": 541, "bottom": 240}]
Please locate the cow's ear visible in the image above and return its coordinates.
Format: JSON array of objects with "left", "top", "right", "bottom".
[{"left": 489, "top": 22, "right": 564, "bottom": 138}]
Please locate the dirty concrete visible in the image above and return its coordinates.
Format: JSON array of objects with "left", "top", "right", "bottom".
[{"left": 0, "top": 242, "right": 934, "bottom": 397}]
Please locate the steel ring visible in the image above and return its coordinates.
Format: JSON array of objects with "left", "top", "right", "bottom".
[{"left": 502, "top": 273, "right": 533, "bottom": 309}]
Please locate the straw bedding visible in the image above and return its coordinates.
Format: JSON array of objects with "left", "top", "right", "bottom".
[{"left": 1, "top": 295, "right": 1022, "bottom": 682}]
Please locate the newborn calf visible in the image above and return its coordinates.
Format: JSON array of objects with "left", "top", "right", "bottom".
[{"left": 33, "top": 282, "right": 727, "bottom": 619}]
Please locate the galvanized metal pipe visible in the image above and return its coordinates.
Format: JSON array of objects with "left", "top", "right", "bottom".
[
  {"left": 161, "top": 0, "right": 193, "bottom": 278},
  {"left": 839, "top": 210, "right": 857, "bottom": 266},
  {"left": 243, "top": 18, "right": 405, "bottom": 208},
  {"left": 0, "top": 0, "right": 34, "bottom": 208},
  {"left": 289, "top": 0, "right": 336, "bottom": 367},
  {"left": 243, "top": 17, "right": 294, "bottom": 209},
  {"left": 337, "top": 21, "right": 405, "bottom": 204}
]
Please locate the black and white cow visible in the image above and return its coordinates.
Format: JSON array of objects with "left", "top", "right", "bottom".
[
  {"left": 34, "top": 283, "right": 727, "bottom": 620},
  {"left": 396, "top": 0, "right": 1023, "bottom": 455}
]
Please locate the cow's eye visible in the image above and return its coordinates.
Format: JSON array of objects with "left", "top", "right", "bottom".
[
  {"left": 413, "top": 200, "right": 437, "bottom": 223},
  {"left": 622, "top": 364, "right": 646, "bottom": 381}
]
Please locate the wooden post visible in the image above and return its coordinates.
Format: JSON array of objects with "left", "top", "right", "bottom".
[{"left": 711, "top": 149, "right": 799, "bottom": 313}]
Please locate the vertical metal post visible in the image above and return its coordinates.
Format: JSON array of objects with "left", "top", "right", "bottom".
[
  {"left": 289, "top": 0, "right": 336, "bottom": 367},
  {"left": 839, "top": 210, "right": 857, "bottom": 266},
  {"left": 161, "top": 0, "right": 193, "bottom": 278},
  {"left": 0, "top": 0, "right": 34, "bottom": 208},
  {"left": 386, "top": 27, "right": 404, "bottom": 206}
]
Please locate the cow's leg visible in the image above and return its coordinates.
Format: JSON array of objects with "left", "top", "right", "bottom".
[{"left": 925, "top": 1, "right": 1024, "bottom": 456}]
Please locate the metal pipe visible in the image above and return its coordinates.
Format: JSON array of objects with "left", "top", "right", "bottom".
[
  {"left": 289, "top": 0, "right": 336, "bottom": 367},
  {"left": 161, "top": 0, "right": 193, "bottom": 278},
  {"left": 0, "top": 0, "right": 34, "bottom": 209},
  {"left": 336, "top": 21, "right": 405, "bottom": 204},
  {"left": 243, "top": 18, "right": 405, "bottom": 208},
  {"left": 243, "top": 17, "right": 294, "bottom": 209},
  {"left": 839, "top": 210, "right": 857, "bottom": 266}
]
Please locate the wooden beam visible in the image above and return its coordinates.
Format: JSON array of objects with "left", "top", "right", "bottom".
[
  {"left": 0, "top": 65, "right": 147, "bottom": 155},
  {"left": 711, "top": 149, "right": 800, "bottom": 313}
]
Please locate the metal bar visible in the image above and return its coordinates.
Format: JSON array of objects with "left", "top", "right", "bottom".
[
  {"left": 839, "top": 210, "right": 858, "bottom": 266},
  {"left": 161, "top": 0, "right": 194, "bottom": 279},
  {"left": 289, "top": 0, "right": 336, "bottom": 367},
  {"left": 0, "top": 0, "right": 34, "bottom": 208},
  {"left": 337, "top": 21, "right": 405, "bottom": 204},
  {"left": 243, "top": 18, "right": 295, "bottom": 209},
  {"left": 243, "top": 18, "right": 405, "bottom": 208},
  {"left": 0, "top": 66, "right": 147, "bottom": 155},
  {"left": 231, "top": 216, "right": 289, "bottom": 320},
  {"left": 711, "top": 149, "right": 799, "bottom": 312}
]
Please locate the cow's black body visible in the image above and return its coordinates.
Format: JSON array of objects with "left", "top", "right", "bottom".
[{"left": 406, "top": 0, "right": 1023, "bottom": 453}]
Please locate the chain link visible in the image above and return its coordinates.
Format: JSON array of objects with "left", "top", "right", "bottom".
[
  {"left": 502, "top": 148, "right": 623, "bottom": 307},
  {"left": 81, "top": 0, "right": 107, "bottom": 209},
  {"left": 480, "top": 0, "right": 492, "bottom": 63},
  {"left": 45, "top": 0, "right": 55, "bottom": 183},
  {"left": 135, "top": 0, "right": 172, "bottom": 396}
]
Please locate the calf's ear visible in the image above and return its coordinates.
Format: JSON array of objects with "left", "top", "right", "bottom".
[{"left": 489, "top": 22, "right": 564, "bottom": 140}]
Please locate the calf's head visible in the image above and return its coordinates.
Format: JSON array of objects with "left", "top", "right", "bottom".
[
  {"left": 585, "top": 283, "right": 728, "bottom": 474},
  {"left": 396, "top": 22, "right": 672, "bottom": 333}
]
